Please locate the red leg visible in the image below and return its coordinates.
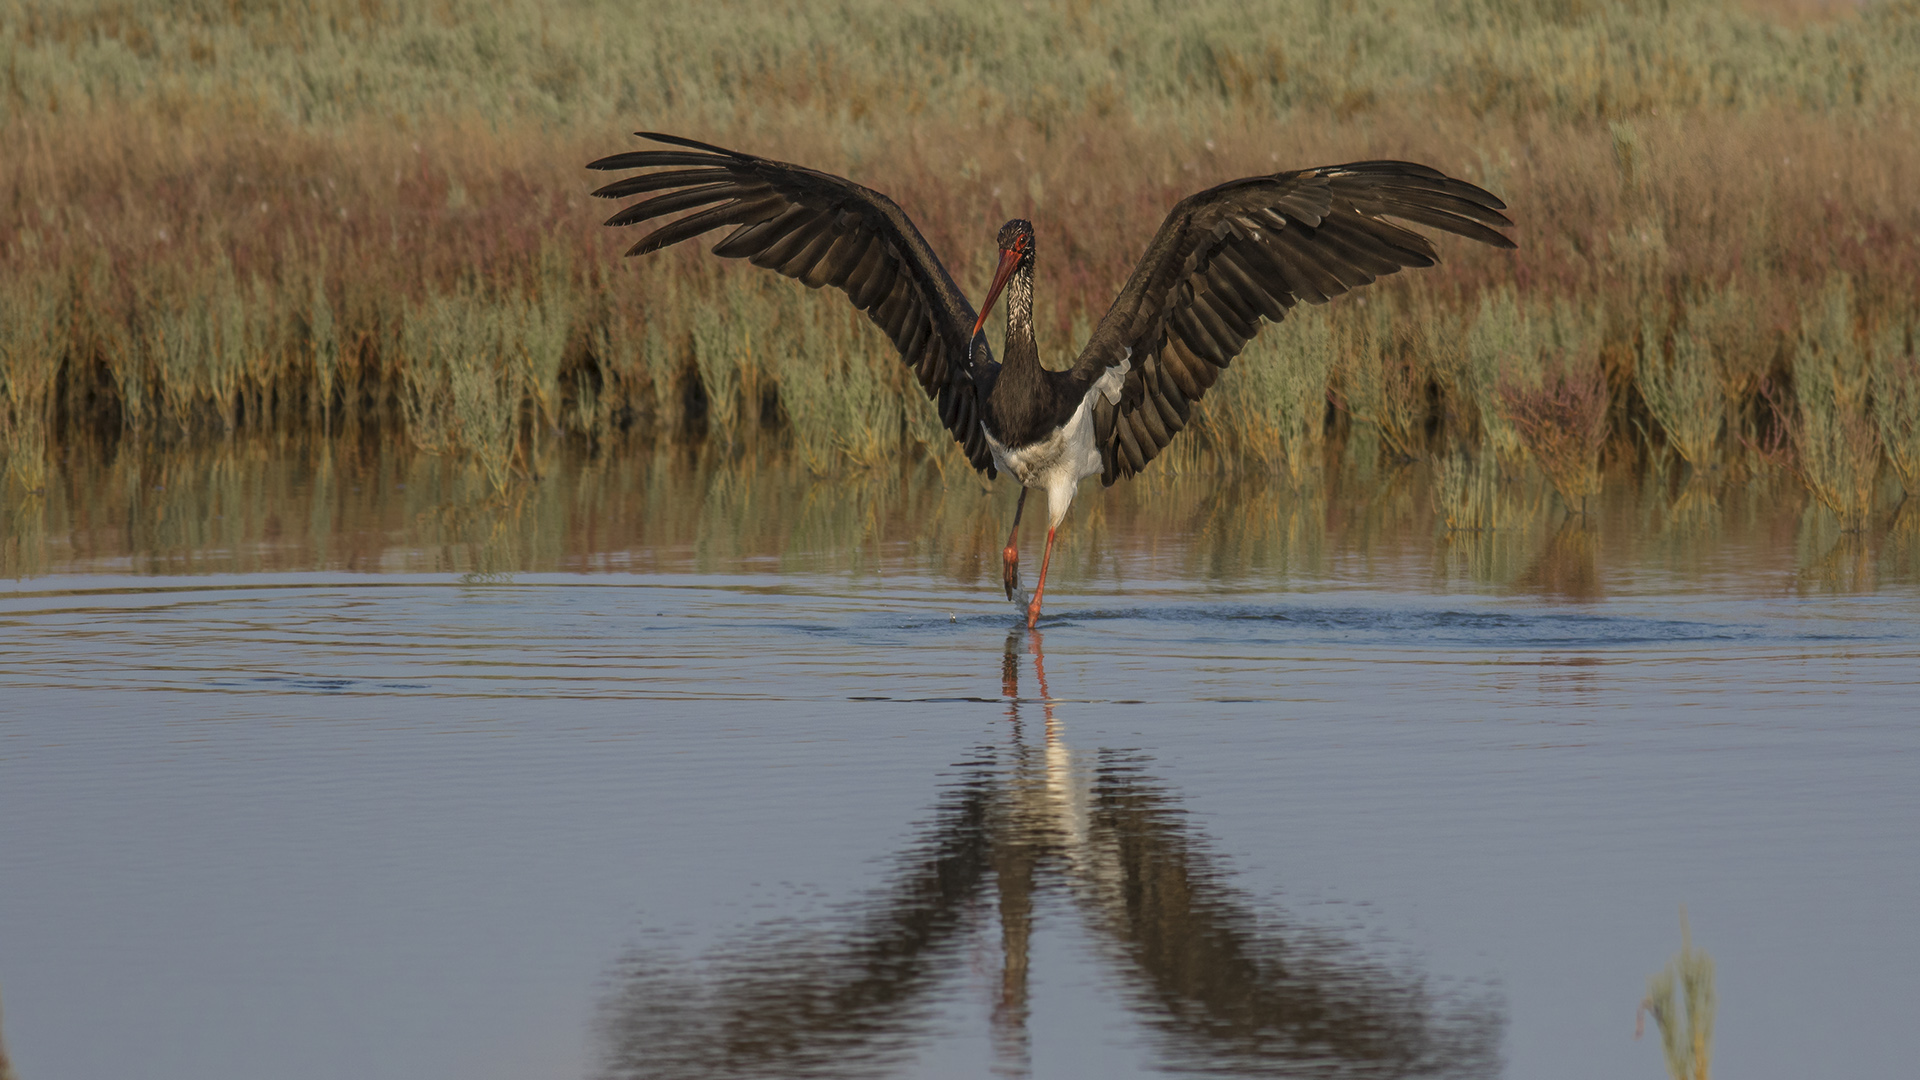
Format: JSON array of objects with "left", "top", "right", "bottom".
[
  {"left": 1002, "top": 489, "right": 1028, "bottom": 602},
  {"left": 1024, "top": 525, "right": 1057, "bottom": 629},
  {"left": 1028, "top": 629, "right": 1050, "bottom": 700}
]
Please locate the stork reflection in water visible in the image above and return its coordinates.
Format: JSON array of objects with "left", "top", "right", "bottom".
[
  {"left": 597, "top": 633, "right": 1503, "bottom": 1079},
  {"left": 590, "top": 134, "right": 1516, "bottom": 626}
]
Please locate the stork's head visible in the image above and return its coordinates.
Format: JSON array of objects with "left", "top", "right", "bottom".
[
  {"left": 972, "top": 219, "right": 1035, "bottom": 341},
  {"left": 996, "top": 218, "right": 1035, "bottom": 263}
]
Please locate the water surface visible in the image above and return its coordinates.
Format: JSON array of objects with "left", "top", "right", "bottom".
[{"left": 2, "top": 445, "right": 1917, "bottom": 1079}]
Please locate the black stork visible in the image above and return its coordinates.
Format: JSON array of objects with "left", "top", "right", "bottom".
[{"left": 588, "top": 133, "right": 1515, "bottom": 628}]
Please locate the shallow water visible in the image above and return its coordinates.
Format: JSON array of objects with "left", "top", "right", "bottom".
[{"left": 2, "top": 446, "right": 1918, "bottom": 1080}]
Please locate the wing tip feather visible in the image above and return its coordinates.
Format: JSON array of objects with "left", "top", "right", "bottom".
[{"left": 631, "top": 131, "right": 749, "bottom": 157}]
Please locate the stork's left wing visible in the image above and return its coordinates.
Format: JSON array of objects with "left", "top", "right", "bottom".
[
  {"left": 587, "top": 133, "right": 1002, "bottom": 476},
  {"left": 1070, "top": 162, "right": 1516, "bottom": 483}
]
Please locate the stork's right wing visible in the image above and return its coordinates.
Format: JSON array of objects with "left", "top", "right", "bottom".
[
  {"left": 589, "top": 133, "right": 999, "bottom": 476},
  {"left": 1072, "top": 162, "right": 1516, "bottom": 483}
]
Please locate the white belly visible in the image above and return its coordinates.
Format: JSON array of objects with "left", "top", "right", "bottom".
[{"left": 982, "top": 355, "right": 1130, "bottom": 529}]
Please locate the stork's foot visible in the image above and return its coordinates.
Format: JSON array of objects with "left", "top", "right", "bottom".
[{"left": 1003, "top": 544, "right": 1027, "bottom": 606}]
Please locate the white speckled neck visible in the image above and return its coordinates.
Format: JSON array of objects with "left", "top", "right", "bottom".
[{"left": 1006, "top": 265, "right": 1034, "bottom": 342}]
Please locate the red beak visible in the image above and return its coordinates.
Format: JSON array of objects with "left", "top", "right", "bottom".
[{"left": 969, "top": 246, "right": 1023, "bottom": 341}]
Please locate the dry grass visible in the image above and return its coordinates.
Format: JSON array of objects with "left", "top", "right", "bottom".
[
  {"left": 1469, "top": 291, "right": 1609, "bottom": 512},
  {"left": 0, "top": 269, "right": 64, "bottom": 493},
  {"left": 1464, "top": 289, "right": 1535, "bottom": 466},
  {"left": 1639, "top": 283, "right": 1763, "bottom": 469},
  {"left": 2, "top": 0, "right": 1918, "bottom": 522},
  {"left": 1197, "top": 304, "right": 1335, "bottom": 481},
  {"left": 1870, "top": 322, "right": 1920, "bottom": 499},
  {"left": 1336, "top": 295, "right": 1438, "bottom": 464},
  {"left": 1501, "top": 362, "right": 1611, "bottom": 514},
  {"left": 1638, "top": 910, "right": 1715, "bottom": 1080},
  {"left": 1784, "top": 276, "right": 1883, "bottom": 529}
]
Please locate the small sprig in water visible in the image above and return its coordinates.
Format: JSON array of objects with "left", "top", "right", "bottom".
[{"left": 1638, "top": 907, "right": 1716, "bottom": 1080}]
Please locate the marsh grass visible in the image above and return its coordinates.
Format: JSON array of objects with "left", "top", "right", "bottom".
[
  {"left": 1786, "top": 277, "right": 1882, "bottom": 529},
  {"left": 1869, "top": 323, "right": 1920, "bottom": 500},
  {"left": 1640, "top": 284, "right": 1759, "bottom": 470},
  {"left": 1686, "top": 284, "right": 1774, "bottom": 452},
  {"left": 1501, "top": 362, "right": 1611, "bottom": 513},
  {"left": 1337, "top": 295, "right": 1437, "bottom": 464},
  {"left": 1484, "top": 295, "right": 1609, "bottom": 511},
  {"left": 1197, "top": 304, "right": 1334, "bottom": 480},
  {"left": 2, "top": 0, "right": 1918, "bottom": 523},
  {"left": 1465, "top": 289, "right": 1534, "bottom": 466},
  {"left": 1639, "top": 910, "right": 1715, "bottom": 1080},
  {"left": 0, "top": 270, "right": 64, "bottom": 492},
  {"left": 399, "top": 289, "right": 522, "bottom": 491}
]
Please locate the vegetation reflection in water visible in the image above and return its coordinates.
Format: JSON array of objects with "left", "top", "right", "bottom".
[
  {"left": 0, "top": 986, "right": 14, "bottom": 1080},
  {"left": 598, "top": 631, "right": 1503, "bottom": 1080},
  {"left": 7, "top": 436, "right": 1920, "bottom": 598}
]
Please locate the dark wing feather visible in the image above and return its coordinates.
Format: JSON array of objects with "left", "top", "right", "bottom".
[
  {"left": 588, "top": 132, "right": 999, "bottom": 476},
  {"left": 1073, "top": 162, "right": 1515, "bottom": 484}
]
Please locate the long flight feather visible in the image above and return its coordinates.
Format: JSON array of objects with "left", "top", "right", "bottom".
[
  {"left": 628, "top": 200, "right": 768, "bottom": 256},
  {"left": 589, "top": 168, "right": 735, "bottom": 200}
]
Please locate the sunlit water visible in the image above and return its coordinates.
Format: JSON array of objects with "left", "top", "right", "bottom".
[{"left": 2, "top": 445, "right": 1918, "bottom": 1080}]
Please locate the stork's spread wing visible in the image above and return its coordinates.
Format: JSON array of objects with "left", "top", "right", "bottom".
[
  {"left": 1073, "top": 162, "right": 1515, "bottom": 483},
  {"left": 588, "top": 133, "right": 998, "bottom": 475}
]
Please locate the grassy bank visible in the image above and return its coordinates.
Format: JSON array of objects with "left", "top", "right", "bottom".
[{"left": 2, "top": 0, "right": 1917, "bottom": 526}]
